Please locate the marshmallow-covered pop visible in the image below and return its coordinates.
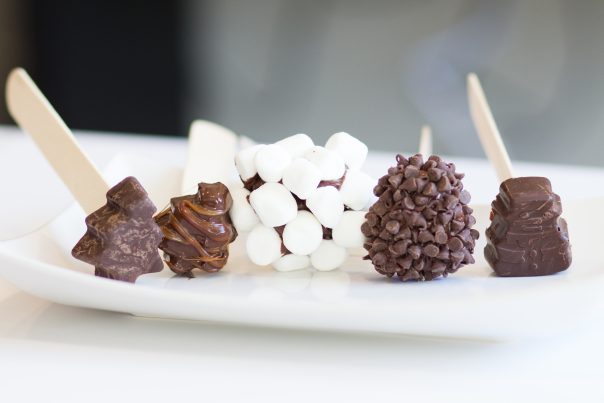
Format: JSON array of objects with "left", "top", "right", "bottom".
[{"left": 231, "top": 132, "right": 372, "bottom": 272}]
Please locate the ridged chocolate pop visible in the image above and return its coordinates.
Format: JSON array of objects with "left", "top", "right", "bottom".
[
  {"left": 362, "top": 154, "right": 479, "bottom": 281},
  {"left": 155, "top": 182, "right": 237, "bottom": 276}
]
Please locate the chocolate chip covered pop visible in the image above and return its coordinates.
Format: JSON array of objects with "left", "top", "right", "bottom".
[
  {"left": 362, "top": 126, "right": 479, "bottom": 281},
  {"left": 467, "top": 73, "right": 571, "bottom": 276},
  {"left": 5, "top": 68, "right": 163, "bottom": 282}
]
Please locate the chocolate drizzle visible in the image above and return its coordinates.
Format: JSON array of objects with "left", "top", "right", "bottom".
[{"left": 155, "top": 182, "right": 237, "bottom": 276}]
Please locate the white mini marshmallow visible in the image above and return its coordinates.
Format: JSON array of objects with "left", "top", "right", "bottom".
[
  {"left": 228, "top": 186, "right": 259, "bottom": 232},
  {"left": 310, "top": 240, "right": 348, "bottom": 272},
  {"left": 304, "top": 146, "right": 346, "bottom": 181},
  {"left": 282, "top": 158, "right": 322, "bottom": 200},
  {"left": 325, "top": 132, "right": 368, "bottom": 170},
  {"left": 339, "top": 170, "right": 374, "bottom": 211},
  {"left": 332, "top": 211, "right": 366, "bottom": 248},
  {"left": 246, "top": 224, "right": 282, "bottom": 266},
  {"left": 235, "top": 144, "right": 264, "bottom": 180},
  {"left": 254, "top": 144, "right": 292, "bottom": 182},
  {"left": 306, "top": 186, "right": 344, "bottom": 228},
  {"left": 272, "top": 254, "right": 310, "bottom": 272},
  {"left": 249, "top": 182, "right": 298, "bottom": 227},
  {"left": 282, "top": 211, "right": 323, "bottom": 255},
  {"left": 276, "top": 133, "right": 315, "bottom": 158}
]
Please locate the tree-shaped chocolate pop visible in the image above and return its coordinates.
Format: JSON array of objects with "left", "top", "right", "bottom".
[
  {"left": 72, "top": 176, "right": 163, "bottom": 282},
  {"left": 6, "top": 68, "right": 163, "bottom": 283},
  {"left": 467, "top": 73, "right": 571, "bottom": 276}
]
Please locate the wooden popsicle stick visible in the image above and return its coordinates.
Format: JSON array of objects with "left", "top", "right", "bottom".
[
  {"left": 467, "top": 73, "right": 514, "bottom": 182},
  {"left": 418, "top": 125, "right": 433, "bottom": 157},
  {"left": 180, "top": 120, "right": 238, "bottom": 194},
  {"left": 5, "top": 68, "right": 109, "bottom": 214}
]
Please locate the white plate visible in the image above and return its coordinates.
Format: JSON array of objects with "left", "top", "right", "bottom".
[{"left": 0, "top": 154, "right": 603, "bottom": 341}]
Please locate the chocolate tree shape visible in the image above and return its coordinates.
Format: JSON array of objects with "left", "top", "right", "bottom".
[
  {"left": 485, "top": 177, "right": 571, "bottom": 276},
  {"left": 155, "top": 182, "right": 237, "bottom": 276},
  {"left": 362, "top": 154, "right": 479, "bottom": 281},
  {"left": 72, "top": 176, "right": 163, "bottom": 282}
]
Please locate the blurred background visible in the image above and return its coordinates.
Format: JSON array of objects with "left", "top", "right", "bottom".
[{"left": 0, "top": 0, "right": 602, "bottom": 165}]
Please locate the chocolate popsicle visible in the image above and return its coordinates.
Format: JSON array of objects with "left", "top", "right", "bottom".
[
  {"left": 155, "top": 182, "right": 237, "bottom": 276},
  {"left": 485, "top": 177, "right": 571, "bottom": 276},
  {"left": 6, "top": 68, "right": 163, "bottom": 282},
  {"left": 467, "top": 73, "right": 572, "bottom": 276},
  {"left": 72, "top": 177, "right": 164, "bottom": 282}
]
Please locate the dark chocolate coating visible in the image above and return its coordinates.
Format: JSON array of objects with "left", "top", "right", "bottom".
[
  {"left": 155, "top": 182, "right": 237, "bottom": 276},
  {"left": 362, "top": 154, "right": 479, "bottom": 281},
  {"left": 72, "top": 176, "right": 163, "bottom": 283},
  {"left": 485, "top": 177, "right": 571, "bottom": 276}
]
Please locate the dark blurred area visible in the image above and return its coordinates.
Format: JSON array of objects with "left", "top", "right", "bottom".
[
  {"left": 2, "top": 0, "right": 604, "bottom": 165},
  {"left": 0, "top": 0, "right": 184, "bottom": 136}
]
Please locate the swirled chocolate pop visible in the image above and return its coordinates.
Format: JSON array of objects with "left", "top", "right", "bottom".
[
  {"left": 72, "top": 176, "right": 164, "bottom": 282},
  {"left": 362, "top": 154, "right": 479, "bottom": 281},
  {"left": 485, "top": 177, "right": 571, "bottom": 276},
  {"left": 155, "top": 182, "right": 237, "bottom": 276}
]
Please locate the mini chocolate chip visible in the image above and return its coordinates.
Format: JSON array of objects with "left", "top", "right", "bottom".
[
  {"left": 404, "top": 165, "right": 420, "bottom": 178},
  {"left": 373, "top": 252, "right": 387, "bottom": 266},
  {"left": 422, "top": 208, "right": 437, "bottom": 219},
  {"left": 401, "top": 269, "right": 421, "bottom": 281},
  {"left": 414, "top": 195, "right": 430, "bottom": 206},
  {"left": 422, "top": 182, "right": 438, "bottom": 197},
  {"left": 385, "top": 220, "right": 400, "bottom": 234},
  {"left": 431, "top": 261, "right": 447, "bottom": 274},
  {"left": 403, "top": 196, "right": 415, "bottom": 210},
  {"left": 401, "top": 177, "right": 418, "bottom": 191},
  {"left": 435, "top": 231, "right": 448, "bottom": 244},
  {"left": 445, "top": 195, "right": 459, "bottom": 209},
  {"left": 418, "top": 230, "right": 434, "bottom": 243},
  {"left": 388, "top": 174, "right": 404, "bottom": 188},
  {"left": 438, "top": 211, "right": 453, "bottom": 225},
  {"left": 450, "top": 220, "right": 465, "bottom": 233},
  {"left": 393, "top": 189, "right": 403, "bottom": 202},
  {"left": 408, "top": 245, "right": 422, "bottom": 259},
  {"left": 373, "top": 184, "right": 385, "bottom": 196},
  {"left": 396, "top": 226, "right": 412, "bottom": 240},
  {"left": 372, "top": 202, "right": 388, "bottom": 216},
  {"left": 390, "top": 240, "right": 409, "bottom": 256},
  {"left": 448, "top": 237, "right": 463, "bottom": 251},
  {"left": 409, "top": 154, "right": 423, "bottom": 167},
  {"left": 428, "top": 168, "right": 444, "bottom": 182},
  {"left": 379, "top": 229, "right": 393, "bottom": 240},
  {"left": 459, "top": 189, "right": 471, "bottom": 204},
  {"left": 361, "top": 222, "right": 373, "bottom": 236},
  {"left": 395, "top": 154, "right": 408, "bottom": 165},
  {"left": 366, "top": 213, "right": 379, "bottom": 227},
  {"left": 397, "top": 255, "right": 413, "bottom": 269},
  {"left": 437, "top": 176, "right": 452, "bottom": 192},
  {"left": 423, "top": 244, "right": 439, "bottom": 257}
]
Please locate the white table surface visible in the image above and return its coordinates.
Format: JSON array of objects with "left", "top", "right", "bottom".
[{"left": 1, "top": 125, "right": 603, "bottom": 402}]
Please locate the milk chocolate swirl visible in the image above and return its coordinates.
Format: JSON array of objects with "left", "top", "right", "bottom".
[{"left": 155, "top": 182, "right": 237, "bottom": 276}]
